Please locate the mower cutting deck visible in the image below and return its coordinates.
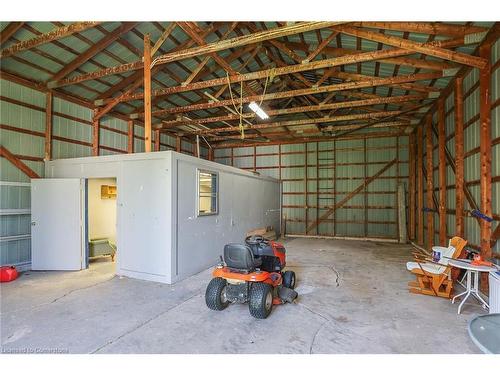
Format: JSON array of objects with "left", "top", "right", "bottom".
[{"left": 205, "top": 235, "right": 298, "bottom": 319}]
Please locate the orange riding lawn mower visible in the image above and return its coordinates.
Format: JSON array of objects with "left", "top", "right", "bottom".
[{"left": 205, "top": 235, "right": 298, "bottom": 319}]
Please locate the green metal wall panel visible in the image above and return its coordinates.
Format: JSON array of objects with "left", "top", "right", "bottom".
[
  {"left": 1, "top": 79, "right": 139, "bottom": 267},
  {"left": 134, "top": 125, "right": 145, "bottom": 153},
  {"left": 0, "top": 79, "right": 46, "bottom": 267},
  {"left": 216, "top": 136, "right": 406, "bottom": 239},
  {"left": 100, "top": 117, "right": 128, "bottom": 153}
]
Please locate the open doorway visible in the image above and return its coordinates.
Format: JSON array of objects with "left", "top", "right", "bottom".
[{"left": 87, "top": 178, "right": 117, "bottom": 275}]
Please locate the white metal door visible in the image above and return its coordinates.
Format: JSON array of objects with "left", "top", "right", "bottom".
[{"left": 31, "top": 178, "right": 86, "bottom": 270}]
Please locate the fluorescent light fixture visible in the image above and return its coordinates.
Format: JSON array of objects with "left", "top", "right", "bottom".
[{"left": 248, "top": 101, "right": 269, "bottom": 120}]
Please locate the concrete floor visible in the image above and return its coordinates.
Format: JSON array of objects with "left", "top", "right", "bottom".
[{"left": 0, "top": 238, "right": 484, "bottom": 354}]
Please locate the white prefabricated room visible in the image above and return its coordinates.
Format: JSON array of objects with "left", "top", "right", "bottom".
[{"left": 31, "top": 151, "right": 281, "bottom": 284}]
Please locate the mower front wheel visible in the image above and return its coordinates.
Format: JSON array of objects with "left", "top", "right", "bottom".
[
  {"left": 205, "top": 277, "right": 229, "bottom": 311},
  {"left": 249, "top": 282, "right": 273, "bottom": 319},
  {"left": 283, "top": 270, "right": 296, "bottom": 289}
]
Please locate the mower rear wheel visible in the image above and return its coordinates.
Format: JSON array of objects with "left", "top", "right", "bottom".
[
  {"left": 205, "top": 277, "right": 229, "bottom": 311},
  {"left": 283, "top": 270, "right": 296, "bottom": 289},
  {"left": 249, "top": 282, "right": 273, "bottom": 319}
]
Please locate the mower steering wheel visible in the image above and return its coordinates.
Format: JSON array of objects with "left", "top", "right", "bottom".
[{"left": 245, "top": 235, "right": 268, "bottom": 246}]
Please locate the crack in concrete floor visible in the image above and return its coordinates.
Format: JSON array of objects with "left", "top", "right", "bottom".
[
  {"left": 91, "top": 290, "right": 204, "bottom": 353},
  {"left": 1, "top": 238, "right": 484, "bottom": 354},
  {"left": 1, "top": 276, "right": 116, "bottom": 316}
]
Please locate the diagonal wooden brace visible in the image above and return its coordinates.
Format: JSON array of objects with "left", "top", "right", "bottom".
[
  {"left": 306, "top": 158, "right": 397, "bottom": 233},
  {"left": 0, "top": 145, "right": 40, "bottom": 179}
]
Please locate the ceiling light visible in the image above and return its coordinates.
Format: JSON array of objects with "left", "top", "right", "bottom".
[{"left": 248, "top": 101, "right": 269, "bottom": 120}]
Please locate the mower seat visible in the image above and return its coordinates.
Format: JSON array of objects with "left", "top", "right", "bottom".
[
  {"left": 248, "top": 242, "right": 276, "bottom": 258},
  {"left": 224, "top": 243, "right": 262, "bottom": 271}
]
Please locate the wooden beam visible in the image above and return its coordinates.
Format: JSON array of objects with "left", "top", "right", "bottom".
[
  {"left": 159, "top": 94, "right": 426, "bottom": 128},
  {"left": 329, "top": 101, "right": 427, "bottom": 139},
  {"left": 325, "top": 70, "right": 441, "bottom": 94},
  {"left": 214, "top": 130, "right": 405, "bottom": 148},
  {"left": 178, "top": 22, "right": 233, "bottom": 64},
  {"left": 437, "top": 98, "right": 447, "bottom": 246},
  {"left": 94, "top": 23, "right": 222, "bottom": 102},
  {"left": 50, "top": 21, "right": 341, "bottom": 88},
  {"left": 250, "top": 23, "right": 439, "bottom": 100},
  {"left": 334, "top": 25, "right": 488, "bottom": 69},
  {"left": 153, "top": 21, "right": 341, "bottom": 65},
  {"left": 265, "top": 37, "right": 304, "bottom": 64},
  {"left": 412, "top": 23, "right": 500, "bottom": 138},
  {"left": 258, "top": 24, "right": 418, "bottom": 111},
  {"left": 189, "top": 44, "right": 259, "bottom": 91},
  {"left": 49, "top": 22, "right": 137, "bottom": 82},
  {"left": 109, "top": 49, "right": 448, "bottom": 107},
  {"left": 144, "top": 33, "right": 152, "bottom": 153},
  {"left": 350, "top": 22, "right": 488, "bottom": 38},
  {"left": 0, "top": 145, "right": 40, "bottom": 179},
  {"left": 190, "top": 110, "right": 410, "bottom": 136},
  {"left": 417, "top": 125, "right": 424, "bottom": 245},
  {"left": 183, "top": 55, "right": 212, "bottom": 86},
  {"left": 306, "top": 158, "right": 397, "bottom": 233},
  {"left": 44, "top": 91, "right": 53, "bottom": 161},
  {"left": 92, "top": 109, "right": 100, "bottom": 156},
  {"left": 283, "top": 41, "right": 460, "bottom": 71},
  {"left": 203, "top": 121, "right": 407, "bottom": 140},
  {"left": 94, "top": 75, "right": 145, "bottom": 121},
  {"left": 0, "top": 22, "right": 100, "bottom": 57},
  {"left": 409, "top": 132, "right": 416, "bottom": 240},
  {"left": 425, "top": 114, "right": 435, "bottom": 250},
  {"left": 431, "top": 121, "right": 481, "bottom": 217},
  {"left": 303, "top": 30, "right": 339, "bottom": 63},
  {"left": 0, "top": 22, "right": 24, "bottom": 46},
  {"left": 479, "top": 44, "right": 492, "bottom": 284},
  {"left": 177, "top": 22, "right": 240, "bottom": 87},
  {"left": 146, "top": 72, "right": 441, "bottom": 118},
  {"left": 151, "top": 23, "right": 177, "bottom": 56},
  {"left": 92, "top": 24, "right": 232, "bottom": 119},
  {"left": 455, "top": 76, "right": 465, "bottom": 238},
  {"left": 95, "top": 71, "right": 142, "bottom": 102},
  {"left": 127, "top": 120, "right": 134, "bottom": 153}
]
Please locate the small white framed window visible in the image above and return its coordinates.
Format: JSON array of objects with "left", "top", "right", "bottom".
[{"left": 197, "top": 169, "right": 218, "bottom": 216}]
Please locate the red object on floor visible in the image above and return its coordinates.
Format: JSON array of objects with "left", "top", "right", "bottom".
[{"left": 0, "top": 266, "right": 18, "bottom": 282}]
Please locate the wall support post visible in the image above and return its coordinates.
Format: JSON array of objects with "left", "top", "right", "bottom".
[
  {"left": 425, "top": 114, "right": 434, "bottom": 250},
  {"left": 437, "top": 98, "right": 447, "bottom": 246},
  {"left": 479, "top": 44, "right": 492, "bottom": 290},
  {"left": 127, "top": 120, "right": 134, "bottom": 153},
  {"left": 417, "top": 126, "right": 424, "bottom": 245},
  {"left": 409, "top": 132, "right": 416, "bottom": 240},
  {"left": 44, "top": 91, "right": 53, "bottom": 161},
  {"left": 454, "top": 77, "right": 465, "bottom": 238},
  {"left": 92, "top": 108, "right": 99, "bottom": 156},
  {"left": 144, "top": 33, "right": 152, "bottom": 152}
]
